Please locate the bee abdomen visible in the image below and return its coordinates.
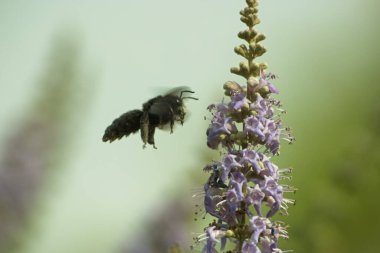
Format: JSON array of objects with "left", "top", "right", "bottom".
[{"left": 102, "top": 109, "right": 142, "bottom": 142}]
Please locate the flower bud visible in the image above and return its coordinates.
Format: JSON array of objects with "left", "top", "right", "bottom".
[
  {"left": 223, "top": 81, "right": 243, "bottom": 96},
  {"left": 219, "top": 134, "right": 227, "bottom": 140}
]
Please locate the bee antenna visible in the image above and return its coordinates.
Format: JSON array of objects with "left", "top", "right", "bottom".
[
  {"left": 182, "top": 96, "right": 199, "bottom": 100},
  {"left": 180, "top": 90, "right": 195, "bottom": 98}
]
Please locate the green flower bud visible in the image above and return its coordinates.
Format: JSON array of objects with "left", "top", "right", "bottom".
[
  {"left": 255, "top": 33, "right": 266, "bottom": 42},
  {"left": 225, "top": 230, "right": 235, "bottom": 238},
  {"left": 219, "top": 134, "right": 227, "bottom": 140}
]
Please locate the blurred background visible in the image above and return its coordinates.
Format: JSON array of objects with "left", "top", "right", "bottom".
[{"left": 0, "top": 0, "right": 379, "bottom": 252}]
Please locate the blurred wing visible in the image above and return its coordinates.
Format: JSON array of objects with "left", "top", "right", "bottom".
[
  {"left": 149, "top": 86, "right": 191, "bottom": 98},
  {"left": 148, "top": 100, "right": 172, "bottom": 127},
  {"left": 164, "top": 86, "right": 192, "bottom": 97},
  {"left": 157, "top": 110, "right": 190, "bottom": 132},
  {"left": 148, "top": 100, "right": 171, "bottom": 115}
]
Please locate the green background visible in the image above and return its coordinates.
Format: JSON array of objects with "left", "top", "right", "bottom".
[{"left": 0, "top": 0, "right": 379, "bottom": 252}]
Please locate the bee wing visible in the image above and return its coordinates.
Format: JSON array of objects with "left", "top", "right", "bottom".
[
  {"left": 149, "top": 100, "right": 190, "bottom": 132},
  {"left": 150, "top": 86, "right": 191, "bottom": 97},
  {"left": 148, "top": 100, "right": 172, "bottom": 120},
  {"left": 164, "top": 86, "right": 193, "bottom": 96},
  {"left": 157, "top": 110, "right": 191, "bottom": 131}
]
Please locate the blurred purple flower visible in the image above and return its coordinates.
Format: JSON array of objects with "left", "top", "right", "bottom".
[
  {"left": 0, "top": 36, "right": 87, "bottom": 251},
  {"left": 242, "top": 240, "right": 261, "bottom": 253}
]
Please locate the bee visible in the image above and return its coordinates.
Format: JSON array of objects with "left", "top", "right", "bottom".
[{"left": 102, "top": 87, "right": 198, "bottom": 149}]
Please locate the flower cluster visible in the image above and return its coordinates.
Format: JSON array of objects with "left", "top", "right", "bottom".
[
  {"left": 195, "top": 1, "right": 296, "bottom": 252},
  {"left": 206, "top": 72, "right": 291, "bottom": 156},
  {"left": 198, "top": 79, "right": 295, "bottom": 253}
]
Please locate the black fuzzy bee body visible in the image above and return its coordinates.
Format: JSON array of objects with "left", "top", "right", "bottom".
[{"left": 102, "top": 87, "right": 197, "bottom": 148}]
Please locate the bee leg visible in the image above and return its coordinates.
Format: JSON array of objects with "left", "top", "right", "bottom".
[
  {"left": 170, "top": 120, "right": 174, "bottom": 134},
  {"left": 140, "top": 112, "right": 149, "bottom": 148},
  {"left": 148, "top": 125, "right": 157, "bottom": 149},
  {"left": 180, "top": 113, "right": 185, "bottom": 126}
]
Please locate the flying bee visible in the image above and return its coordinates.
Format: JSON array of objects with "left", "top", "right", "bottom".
[{"left": 102, "top": 87, "right": 198, "bottom": 149}]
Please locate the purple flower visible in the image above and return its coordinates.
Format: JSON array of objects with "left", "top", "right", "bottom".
[
  {"left": 230, "top": 93, "right": 250, "bottom": 111},
  {"left": 250, "top": 93, "right": 275, "bottom": 119},
  {"left": 261, "top": 158, "right": 279, "bottom": 179},
  {"left": 221, "top": 154, "right": 242, "bottom": 182},
  {"left": 261, "top": 176, "right": 283, "bottom": 218},
  {"left": 246, "top": 71, "right": 279, "bottom": 95},
  {"left": 201, "top": 227, "right": 232, "bottom": 253},
  {"left": 225, "top": 188, "right": 240, "bottom": 220},
  {"left": 245, "top": 184, "right": 265, "bottom": 217},
  {"left": 212, "top": 116, "right": 236, "bottom": 135},
  {"left": 262, "top": 176, "right": 282, "bottom": 198},
  {"left": 206, "top": 130, "right": 221, "bottom": 149},
  {"left": 240, "top": 149, "right": 262, "bottom": 174},
  {"left": 244, "top": 116, "right": 265, "bottom": 141},
  {"left": 242, "top": 240, "right": 261, "bottom": 253},
  {"left": 208, "top": 103, "right": 229, "bottom": 115},
  {"left": 263, "top": 120, "right": 281, "bottom": 154},
  {"left": 216, "top": 103, "right": 229, "bottom": 114},
  {"left": 207, "top": 116, "right": 237, "bottom": 149},
  {"left": 202, "top": 227, "right": 219, "bottom": 253},
  {"left": 204, "top": 188, "right": 225, "bottom": 219},
  {"left": 260, "top": 71, "right": 279, "bottom": 94},
  {"left": 229, "top": 172, "right": 247, "bottom": 199},
  {"left": 267, "top": 83, "right": 279, "bottom": 94},
  {"left": 260, "top": 236, "right": 278, "bottom": 253},
  {"left": 249, "top": 216, "right": 267, "bottom": 243},
  {"left": 250, "top": 94, "right": 266, "bottom": 117}
]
